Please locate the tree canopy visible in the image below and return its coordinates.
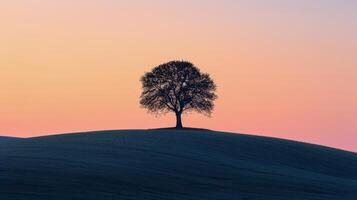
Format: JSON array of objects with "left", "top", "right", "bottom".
[{"left": 140, "top": 60, "right": 217, "bottom": 128}]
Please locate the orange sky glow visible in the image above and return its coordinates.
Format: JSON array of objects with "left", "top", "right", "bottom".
[{"left": 1, "top": 0, "right": 356, "bottom": 151}]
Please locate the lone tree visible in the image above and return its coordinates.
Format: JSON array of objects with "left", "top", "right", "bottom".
[{"left": 140, "top": 60, "right": 217, "bottom": 128}]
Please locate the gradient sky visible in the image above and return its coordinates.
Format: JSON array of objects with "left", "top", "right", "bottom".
[{"left": 1, "top": 0, "right": 356, "bottom": 151}]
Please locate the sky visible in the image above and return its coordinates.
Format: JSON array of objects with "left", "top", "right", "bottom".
[{"left": 1, "top": 0, "right": 356, "bottom": 151}]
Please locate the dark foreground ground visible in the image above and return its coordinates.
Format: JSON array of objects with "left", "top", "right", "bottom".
[{"left": 1, "top": 129, "right": 357, "bottom": 200}]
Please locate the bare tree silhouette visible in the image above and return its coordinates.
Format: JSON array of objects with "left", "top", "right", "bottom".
[{"left": 140, "top": 60, "right": 217, "bottom": 128}]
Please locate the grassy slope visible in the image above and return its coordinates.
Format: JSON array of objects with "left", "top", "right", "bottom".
[
  {"left": 1, "top": 129, "right": 357, "bottom": 200},
  {"left": 0, "top": 136, "right": 20, "bottom": 142}
]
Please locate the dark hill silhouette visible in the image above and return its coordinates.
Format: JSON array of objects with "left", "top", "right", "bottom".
[
  {"left": 0, "top": 136, "right": 20, "bottom": 143},
  {"left": 1, "top": 129, "right": 357, "bottom": 199}
]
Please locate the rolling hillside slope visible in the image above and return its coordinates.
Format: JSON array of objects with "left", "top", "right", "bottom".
[
  {"left": 0, "top": 136, "right": 20, "bottom": 143},
  {"left": 1, "top": 129, "right": 357, "bottom": 199}
]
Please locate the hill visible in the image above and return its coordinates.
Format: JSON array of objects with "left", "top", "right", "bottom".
[
  {"left": 0, "top": 136, "right": 19, "bottom": 141},
  {"left": 1, "top": 129, "right": 357, "bottom": 199}
]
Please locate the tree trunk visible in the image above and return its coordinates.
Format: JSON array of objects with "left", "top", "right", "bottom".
[{"left": 175, "top": 112, "right": 183, "bottom": 128}]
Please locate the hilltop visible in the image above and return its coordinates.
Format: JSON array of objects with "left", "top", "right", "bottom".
[{"left": 1, "top": 129, "right": 357, "bottom": 199}]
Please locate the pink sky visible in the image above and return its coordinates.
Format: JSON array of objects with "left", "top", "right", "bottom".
[{"left": 1, "top": 0, "right": 356, "bottom": 152}]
